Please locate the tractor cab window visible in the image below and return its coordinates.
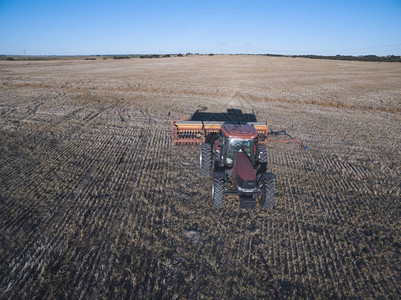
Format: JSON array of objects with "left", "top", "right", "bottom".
[{"left": 226, "top": 139, "right": 253, "bottom": 165}]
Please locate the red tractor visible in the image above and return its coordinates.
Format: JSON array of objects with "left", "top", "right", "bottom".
[{"left": 170, "top": 110, "right": 306, "bottom": 209}]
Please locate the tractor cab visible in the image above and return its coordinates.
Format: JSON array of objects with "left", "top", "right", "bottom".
[
  {"left": 220, "top": 124, "right": 258, "bottom": 166},
  {"left": 225, "top": 138, "right": 254, "bottom": 166}
]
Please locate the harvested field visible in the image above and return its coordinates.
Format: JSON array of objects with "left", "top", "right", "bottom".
[{"left": 1, "top": 55, "right": 400, "bottom": 298}]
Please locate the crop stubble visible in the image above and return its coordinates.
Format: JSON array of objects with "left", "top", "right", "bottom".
[{"left": 0, "top": 56, "right": 400, "bottom": 298}]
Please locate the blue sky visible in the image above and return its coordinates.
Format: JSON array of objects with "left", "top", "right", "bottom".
[{"left": 0, "top": 0, "right": 400, "bottom": 55}]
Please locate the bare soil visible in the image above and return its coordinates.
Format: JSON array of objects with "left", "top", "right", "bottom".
[{"left": 1, "top": 55, "right": 400, "bottom": 298}]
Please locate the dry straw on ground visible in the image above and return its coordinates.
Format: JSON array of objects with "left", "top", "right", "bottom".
[{"left": 0, "top": 55, "right": 400, "bottom": 298}]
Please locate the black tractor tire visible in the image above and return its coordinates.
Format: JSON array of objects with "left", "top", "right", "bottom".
[
  {"left": 200, "top": 143, "right": 212, "bottom": 177},
  {"left": 259, "top": 178, "right": 274, "bottom": 209},
  {"left": 257, "top": 145, "right": 268, "bottom": 163},
  {"left": 212, "top": 178, "right": 224, "bottom": 209}
]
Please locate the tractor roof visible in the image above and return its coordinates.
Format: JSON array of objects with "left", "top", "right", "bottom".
[{"left": 221, "top": 124, "right": 258, "bottom": 139}]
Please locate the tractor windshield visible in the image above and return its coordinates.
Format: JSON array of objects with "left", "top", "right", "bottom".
[{"left": 226, "top": 139, "right": 253, "bottom": 165}]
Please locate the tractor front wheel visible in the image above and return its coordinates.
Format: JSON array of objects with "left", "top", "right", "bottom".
[
  {"left": 259, "top": 179, "right": 274, "bottom": 209},
  {"left": 212, "top": 178, "right": 224, "bottom": 208},
  {"left": 200, "top": 143, "right": 212, "bottom": 177}
]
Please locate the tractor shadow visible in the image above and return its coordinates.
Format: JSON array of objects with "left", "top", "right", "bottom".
[{"left": 190, "top": 108, "right": 257, "bottom": 124}]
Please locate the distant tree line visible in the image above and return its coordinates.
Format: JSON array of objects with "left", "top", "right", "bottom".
[
  {"left": 113, "top": 56, "right": 131, "bottom": 59},
  {"left": 262, "top": 53, "right": 401, "bottom": 62},
  {"left": 140, "top": 54, "right": 171, "bottom": 59}
]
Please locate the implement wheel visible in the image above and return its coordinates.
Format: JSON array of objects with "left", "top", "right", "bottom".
[{"left": 200, "top": 143, "right": 212, "bottom": 177}]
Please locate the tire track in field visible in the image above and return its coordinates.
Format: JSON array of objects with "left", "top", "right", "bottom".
[
  {"left": 76, "top": 126, "right": 158, "bottom": 293},
  {"left": 289, "top": 150, "right": 384, "bottom": 298},
  {"left": 306, "top": 151, "right": 399, "bottom": 297},
  {"left": 10, "top": 122, "right": 141, "bottom": 296},
  {"left": 53, "top": 126, "right": 145, "bottom": 292},
  {"left": 0, "top": 126, "right": 114, "bottom": 270},
  {"left": 286, "top": 151, "right": 347, "bottom": 297},
  {"left": 268, "top": 148, "right": 318, "bottom": 295},
  {"left": 72, "top": 111, "right": 172, "bottom": 296},
  {"left": 0, "top": 99, "right": 101, "bottom": 192},
  {"left": 267, "top": 146, "right": 398, "bottom": 298},
  {"left": 0, "top": 103, "right": 112, "bottom": 231},
  {"left": 0, "top": 104, "right": 120, "bottom": 294},
  {"left": 2, "top": 100, "right": 110, "bottom": 190},
  {"left": 0, "top": 128, "right": 116, "bottom": 293},
  {"left": 269, "top": 147, "right": 352, "bottom": 297}
]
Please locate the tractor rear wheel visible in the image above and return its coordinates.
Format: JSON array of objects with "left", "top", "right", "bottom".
[
  {"left": 259, "top": 178, "right": 274, "bottom": 209},
  {"left": 200, "top": 143, "right": 212, "bottom": 177},
  {"left": 212, "top": 178, "right": 224, "bottom": 208}
]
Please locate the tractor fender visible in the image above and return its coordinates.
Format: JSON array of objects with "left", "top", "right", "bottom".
[
  {"left": 213, "top": 170, "right": 226, "bottom": 180},
  {"left": 262, "top": 172, "right": 276, "bottom": 180}
]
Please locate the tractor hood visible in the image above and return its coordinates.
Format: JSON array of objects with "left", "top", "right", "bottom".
[{"left": 234, "top": 152, "right": 256, "bottom": 193}]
